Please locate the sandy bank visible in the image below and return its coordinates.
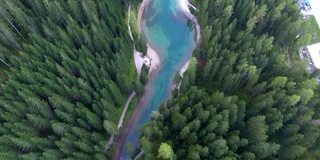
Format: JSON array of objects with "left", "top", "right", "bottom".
[
  {"left": 175, "top": 0, "right": 200, "bottom": 80},
  {"left": 133, "top": 44, "right": 160, "bottom": 76},
  {"left": 137, "top": 0, "right": 150, "bottom": 32},
  {"left": 146, "top": 44, "right": 160, "bottom": 75},
  {"left": 137, "top": 0, "right": 161, "bottom": 76},
  {"left": 129, "top": 1, "right": 160, "bottom": 77},
  {"left": 114, "top": 1, "right": 199, "bottom": 159},
  {"left": 178, "top": 0, "right": 201, "bottom": 44},
  {"left": 180, "top": 60, "right": 190, "bottom": 77},
  {"left": 134, "top": 50, "right": 148, "bottom": 76}
]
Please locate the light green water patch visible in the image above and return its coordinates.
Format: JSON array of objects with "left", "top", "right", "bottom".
[
  {"left": 143, "top": 20, "right": 171, "bottom": 57},
  {"left": 148, "top": 0, "right": 163, "bottom": 19}
]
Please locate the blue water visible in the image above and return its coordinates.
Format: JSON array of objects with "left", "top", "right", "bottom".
[{"left": 121, "top": 0, "right": 196, "bottom": 159}]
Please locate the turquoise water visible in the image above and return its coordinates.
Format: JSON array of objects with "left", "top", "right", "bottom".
[{"left": 121, "top": 0, "right": 196, "bottom": 159}]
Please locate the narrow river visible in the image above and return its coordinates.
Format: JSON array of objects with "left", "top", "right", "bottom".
[{"left": 121, "top": 0, "right": 196, "bottom": 159}]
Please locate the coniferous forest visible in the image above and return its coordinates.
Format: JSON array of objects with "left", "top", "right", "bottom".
[
  {"left": 0, "top": 0, "right": 142, "bottom": 159},
  {"left": 0, "top": 0, "right": 320, "bottom": 160},
  {"left": 138, "top": 0, "right": 320, "bottom": 160}
]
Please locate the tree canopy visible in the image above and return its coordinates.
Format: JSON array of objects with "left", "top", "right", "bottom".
[
  {"left": 138, "top": 0, "right": 320, "bottom": 159},
  {"left": 0, "top": 0, "right": 142, "bottom": 159}
]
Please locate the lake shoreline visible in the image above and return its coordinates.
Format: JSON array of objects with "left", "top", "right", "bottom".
[
  {"left": 113, "top": 0, "right": 200, "bottom": 159},
  {"left": 113, "top": 1, "right": 160, "bottom": 159},
  {"left": 137, "top": 0, "right": 161, "bottom": 77},
  {"left": 178, "top": 0, "right": 201, "bottom": 45},
  {"left": 132, "top": 0, "right": 160, "bottom": 77},
  {"left": 177, "top": 0, "right": 201, "bottom": 81},
  {"left": 137, "top": 0, "right": 149, "bottom": 31}
]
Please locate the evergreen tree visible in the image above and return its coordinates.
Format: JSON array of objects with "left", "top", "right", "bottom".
[
  {"left": 0, "top": 0, "right": 138, "bottom": 158},
  {"left": 138, "top": 0, "right": 320, "bottom": 159}
]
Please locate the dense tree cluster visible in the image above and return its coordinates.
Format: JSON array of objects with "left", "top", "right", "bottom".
[
  {"left": 0, "top": 0, "right": 141, "bottom": 159},
  {"left": 139, "top": 0, "right": 320, "bottom": 159},
  {"left": 128, "top": 9, "right": 148, "bottom": 56}
]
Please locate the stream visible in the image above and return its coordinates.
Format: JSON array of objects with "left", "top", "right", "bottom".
[{"left": 120, "top": 0, "right": 196, "bottom": 159}]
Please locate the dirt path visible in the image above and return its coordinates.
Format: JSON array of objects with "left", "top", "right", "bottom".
[
  {"left": 104, "top": 91, "right": 136, "bottom": 152},
  {"left": 113, "top": 0, "right": 201, "bottom": 159},
  {"left": 113, "top": 2, "right": 156, "bottom": 159},
  {"left": 118, "top": 91, "right": 136, "bottom": 128},
  {"left": 133, "top": 150, "right": 145, "bottom": 160},
  {"left": 112, "top": 70, "right": 159, "bottom": 160},
  {"left": 127, "top": 5, "right": 134, "bottom": 41},
  {"left": 103, "top": 7, "right": 139, "bottom": 152}
]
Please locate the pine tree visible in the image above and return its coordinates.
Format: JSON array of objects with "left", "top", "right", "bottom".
[{"left": 157, "top": 143, "right": 174, "bottom": 160}]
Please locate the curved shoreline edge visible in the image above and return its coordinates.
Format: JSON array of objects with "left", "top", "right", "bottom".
[
  {"left": 137, "top": 0, "right": 160, "bottom": 77},
  {"left": 113, "top": 1, "right": 159, "bottom": 159},
  {"left": 131, "top": 0, "right": 160, "bottom": 77},
  {"left": 177, "top": 0, "right": 201, "bottom": 80},
  {"left": 113, "top": 1, "right": 201, "bottom": 159},
  {"left": 178, "top": 0, "right": 201, "bottom": 45}
]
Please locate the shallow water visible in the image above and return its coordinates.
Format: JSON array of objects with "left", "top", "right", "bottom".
[{"left": 120, "top": 0, "right": 196, "bottom": 159}]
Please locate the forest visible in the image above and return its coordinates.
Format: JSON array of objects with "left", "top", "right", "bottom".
[
  {"left": 1, "top": 0, "right": 320, "bottom": 159},
  {"left": 137, "top": 0, "right": 320, "bottom": 160},
  {"left": 0, "top": 0, "right": 147, "bottom": 159}
]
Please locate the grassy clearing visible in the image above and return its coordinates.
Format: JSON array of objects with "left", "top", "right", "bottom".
[{"left": 301, "top": 15, "right": 320, "bottom": 44}]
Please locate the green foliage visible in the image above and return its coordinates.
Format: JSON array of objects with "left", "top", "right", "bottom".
[
  {"left": 126, "top": 142, "right": 136, "bottom": 153},
  {"left": 301, "top": 15, "right": 320, "bottom": 44},
  {"left": 129, "top": 11, "right": 140, "bottom": 38},
  {"left": 0, "top": 0, "right": 137, "bottom": 158},
  {"left": 180, "top": 58, "right": 197, "bottom": 92},
  {"left": 128, "top": 10, "right": 147, "bottom": 55},
  {"left": 140, "top": 63, "right": 149, "bottom": 85},
  {"left": 139, "top": 0, "right": 320, "bottom": 159},
  {"left": 103, "top": 120, "right": 119, "bottom": 135},
  {"left": 157, "top": 143, "right": 174, "bottom": 160},
  {"left": 136, "top": 32, "right": 148, "bottom": 56}
]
